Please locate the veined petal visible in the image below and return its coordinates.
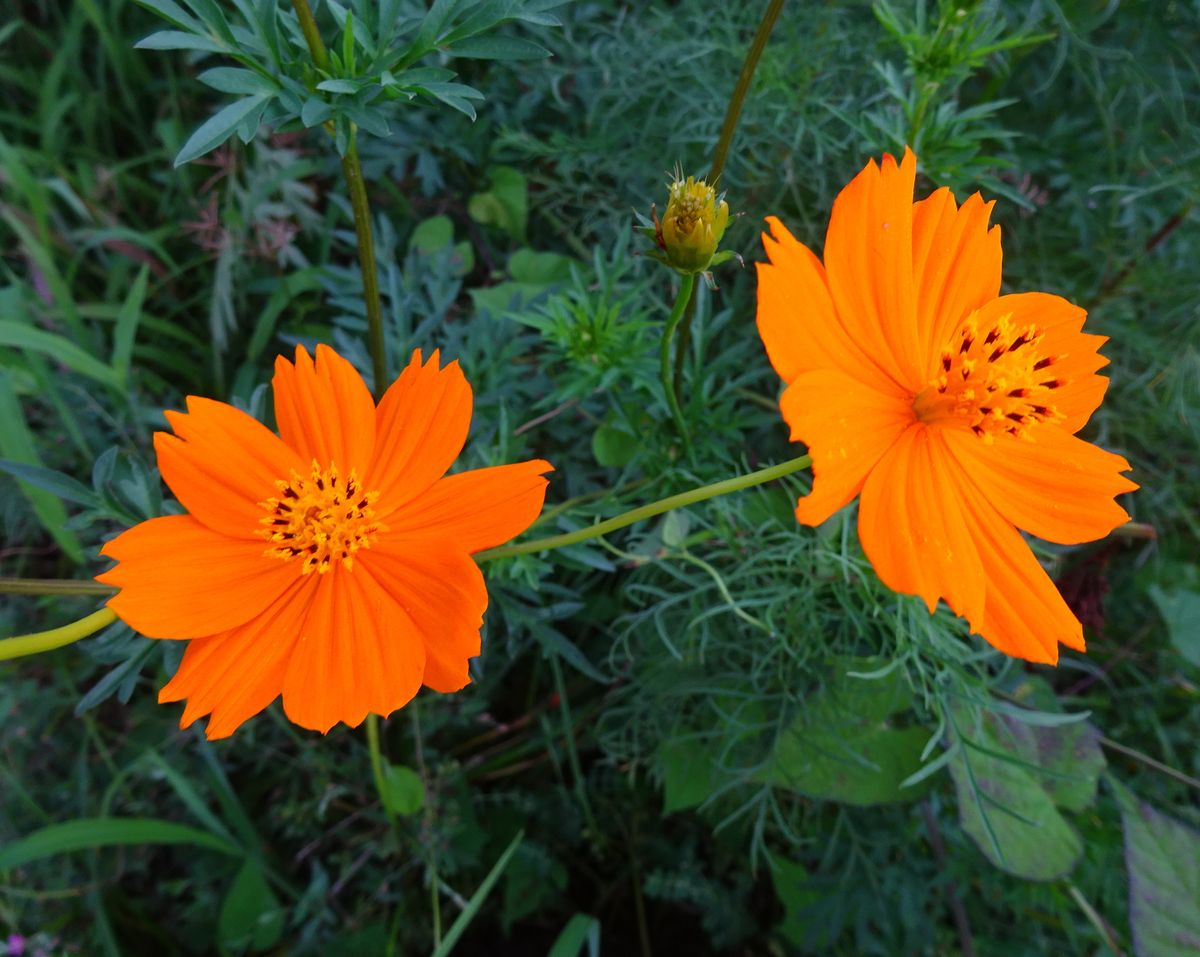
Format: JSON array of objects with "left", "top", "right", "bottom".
[
  {"left": 823, "top": 148, "right": 925, "bottom": 391},
  {"left": 779, "top": 369, "right": 912, "bottom": 526},
  {"left": 97, "top": 515, "right": 296, "bottom": 638},
  {"left": 159, "top": 575, "right": 317, "bottom": 740},
  {"left": 273, "top": 344, "right": 377, "bottom": 474},
  {"left": 363, "top": 546, "right": 489, "bottom": 694},
  {"left": 911, "top": 187, "right": 1002, "bottom": 379},
  {"left": 859, "top": 427, "right": 987, "bottom": 623},
  {"left": 369, "top": 349, "right": 473, "bottom": 518},
  {"left": 944, "top": 463, "right": 1086, "bottom": 663},
  {"left": 156, "top": 397, "right": 301, "bottom": 539},
  {"left": 756, "top": 217, "right": 898, "bottom": 393},
  {"left": 942, "top": 427, "right": 1136, "bottom": 545},
  {"left": 378, "top": 460, "right": 552, "bottom": 554},
  {"left": 281, "top": 565, "right": 426, "bottom": 734}
]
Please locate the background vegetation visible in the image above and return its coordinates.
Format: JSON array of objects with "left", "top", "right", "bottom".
[{"left": 1, "top": 0, "right": 1197, "bottom": 954}]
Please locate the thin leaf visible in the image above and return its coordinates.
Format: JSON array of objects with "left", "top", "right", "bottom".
[
  {"left": 0, "top": 818, "right": 240, "bottom": 870},
  {"left": 174, "top": 94, "right": 272, "bottom": 166},
  {"left": 448, "top": 35, "right": 549, "bottom": 60},
  {"left": 431, "top": 830, "right": 525, "bottom": 957}
]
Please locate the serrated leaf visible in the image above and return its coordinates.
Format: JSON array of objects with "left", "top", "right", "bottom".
[
  {"left": 448, "top": 35, "right": 549, "bottom": 60},
  {"left": 1122, "top": 796, "right": 1200, "bottom": 956},
  {"left": 174, "top": 94, "right": 272, "bottom": 166}
]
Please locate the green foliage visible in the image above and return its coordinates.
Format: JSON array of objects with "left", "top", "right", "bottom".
[{"left": 1, "top": 0, "right": 1198, "bottom": 954}]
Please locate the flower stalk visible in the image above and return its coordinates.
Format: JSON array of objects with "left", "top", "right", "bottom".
[
  {"left": 0, "top": 608, "right": 117, "bottom": 663},
  {"left": 478, "top": 454, "right": 812, "bottom": 562},
  {"left": 660, "top": 272, "right": 695, "bottom": 443}
]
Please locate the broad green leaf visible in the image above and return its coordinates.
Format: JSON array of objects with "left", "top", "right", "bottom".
[
  {"left": 591, "top": 425, "right": 638, "bottom": 468},
  {"left": 410, "top": 215, "right": 455, "bottom": 251},
  {"left": 1118, "top": 788, "right": 1200, "bottom": 957},
  {"left": 759, "top": 661, "right": 930, "bottom": 805},
  {"left": 0, "top": 460, "right": 101, "bottom": 509},
  {"left": 0, "top": 321, "right": 120, "bottom": 389},
  {"left": 950, "top": 711, "right": 1083, "bottom": 880},
  {"left": 449, "top": 35, "right": 549, "bottom": 60},
  {"left": 381, "top": 764, "right": 425, "bottom": 816},
  {"left": 771, "top": 857, "right": 839, "bottom": 952},
  {"left": 300, "top": 97, "right": 333, "bottom": 128},
  {"left": 0, "top": 818, "right": 240, "bottom": 869},
  {"left": 174, "top": 94, "right": 272, "bottom": 166},
  {"left": 507, "top": 248, "right": 574, "bottom": 284},
  {"left": 1148, "top": 583, "right": 1200, "bottom": 666},
  {"left": 658, "top": 738, "right": 722, "bottom": 814},
  {"left": 218, "top": 859, "right": 285, "bottom": 951},
  {"left": 135, "top": 29, "right": 227, "bottom": 53},
  {"left": 197, "top": 66, "right": 279, "bottom": 95},
  {"left": 468, "top": 166, "right": 528, "bottom": 242}
]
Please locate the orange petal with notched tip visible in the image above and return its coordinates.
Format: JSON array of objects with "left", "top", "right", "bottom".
[
  {"left": 943, "top": 427, "right": 1136, "bottom": 545},
  {"left": 97, "top": 515, "right": 297, "bottom": 638},
  {"left": 756, "top": 217, "right": 899, "bottom": 394},
  {"left": 362, "top": 546, "right": 489, "bottom": 693},
  {"left": 823, "top": 147, "right": 924, "bottom": 391},
  {"left": 369, "top": 350, "right": 473, "bottom": 517},
  {"left": 280, "top": 565, "right": 426, "bottom": 734},
  {"left": 156, "top": 397, "right": 302, "bottom": 539},
  {"left": 778, "top": 369, "right": 912, "bottom": 527},
  {"left": 159, "top": 575, "right": 317, "bottom": 739},
  {"left": 273, "top": 344, "right": 377, "bottom": 473},
  {"left": 911, "top": 187, "right": 1001, "bottom": 380},
  {"left": 378, "top": 459, "right": 552, "bottom": 554}
]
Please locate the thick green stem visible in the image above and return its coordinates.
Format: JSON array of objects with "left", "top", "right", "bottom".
[
  {"left": 341, "top": 142, "right": 388, "bottom": 398},
  {"left": 673, "top": 0, "right": 787, "bottom": 394},
  {"left": 659, "top": 272, "right": 695, "bottom": 443},
  {"left": 366, "top": 714, "right": 398, "bottom": 829},
  {"left": 0, "top": 608, "right": 117, "bottom": 663},
  {"left": 290, "top": 0, "right": 387, "bottom": 398},
  {"left": 477, "top": 455, "right": 811, "bottom": 562}
]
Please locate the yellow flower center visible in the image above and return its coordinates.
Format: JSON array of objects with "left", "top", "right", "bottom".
[
  {"left": 913, "top": 311, "right": 1066, "bottom": 442},
  {"left": 257, "top": 461, "right": 382, "bottom": 574}
]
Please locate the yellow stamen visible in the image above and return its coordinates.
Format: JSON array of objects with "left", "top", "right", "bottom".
[{"left": 257, "top": 461, "right": 382, "bottom": 574}]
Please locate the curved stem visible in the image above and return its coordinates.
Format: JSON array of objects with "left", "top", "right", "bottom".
[
  {"left": 660, "top": 272, "right": 695, "bottom": 443},
  {"left": 0, "top": 608, "right": 117, "bottom": 663},
  {"left": 0, "top": 578, "right": 114, "bottom": 596},
  {"left": 477, "top": 454, "right": 811, "bottom": 563},
  {"left": 674, "top": 0, "right": 787, "bottom": 394},
  {"left": 290, "top": 0, "right": 387, "bottom": 398}
]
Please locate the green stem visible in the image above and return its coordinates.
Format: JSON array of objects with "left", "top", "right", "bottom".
[
  {"left": 1099, "top": 735, "right": 1200, "bottom": 792},
  {"left": 477, "top": 455, "right": 811, "bottom": 562},
  {"left": 674, "top": 0, "right": 787, "bottom": 395},
  {"left": 366, "top": 714, "right": 398, "bottom": 830},
  {"left": 341, "top": 140, "right": 388, "bottom": 399},
  {"left": 0, "top": 608, "right": 117, "bottom": 663},
  {"left": 659, "top": 272, "right": 695, "bottom": 443},
  {"left": 0, "top": 578, "right": 114, "bottom": 596},
  {"left": 409, "top": 702, "right": 442, "bottom": 948},
  {"left": 290, "top": 0, "right": 387, "bottom": 398}
]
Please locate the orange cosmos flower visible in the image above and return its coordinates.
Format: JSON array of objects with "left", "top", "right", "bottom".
[
  {"left": 756, "top": 148, "right": 1137, "bottom": 663},
  {"left": 96, "top": 345, "right": 552, "bottom": 738}
]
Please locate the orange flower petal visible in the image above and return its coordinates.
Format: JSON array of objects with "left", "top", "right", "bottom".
[
  {"left": 363, "top": 546, "right": 488, "bottom": 693},
  {"left": 378, "top": 460, "right": 552, "bottom": 554},
  {"left": 859, "top": 427, "right": 988, "bottom": 622},
  {"left": 944, "top": 463, "right": 1086, "bottom": 663},
  {"left": 273, "top": 344, "right": 377, "bottom": 472},
  {"left": 911, "top": 188, "right": 1001, "bottom": 379},
  {"left": 823, "top": 148, "right": 925, "bottom": 390},
  {"left": 159, "top": 576, "right": 317, "bottom": 739},
  {"left": 756, "top": 218, "right": 898, "bottom": 394},
  {"left": 942, "top": 427, "right": 1136, "bottom": 545},
  {"left": 155, "top": 397, "right": 302, "bottom": 539},
  {"left": 97, "top": 516, "right": 296, "bottom": 638},
  {"left": 975, "top": 292, "right": 1111, "bottom": 433},
  {"left": 280, "top": 566, "right": 425, "bottom": 734},
  {"left": 779, "top": 369, "right": 913, "bottom": 526},
  {"left": 369, "top": 349, "right": 473, "bottom": 517}
]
